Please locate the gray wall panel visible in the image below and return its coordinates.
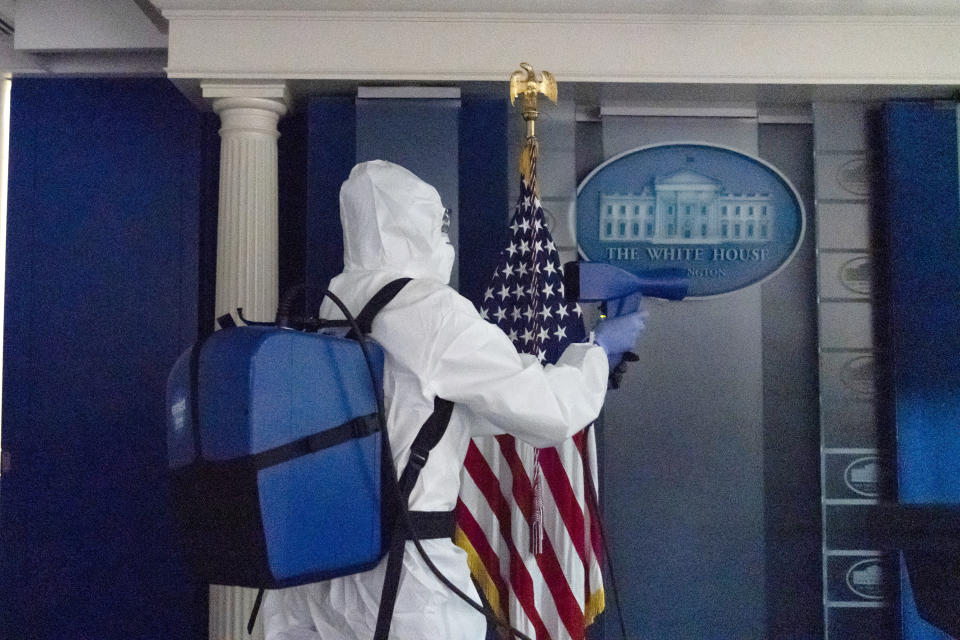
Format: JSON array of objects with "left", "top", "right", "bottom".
[
  {"left": 758, "top": 122, "right": 823, "bottom": 640},
  {"left": 356, "top": 97, "right": 461, "bottom": 288},
  {"left": 813, "top": 101, "right": 896, "bottom": 639},
  {"left": 597, "top": 115, "right": 765, "bottom": 639}
]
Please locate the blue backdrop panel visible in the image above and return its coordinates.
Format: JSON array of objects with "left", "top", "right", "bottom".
[
  {"left": 882, "top": 101, "right": 960, "bottom": 640},
  {"left": 0, "top": 78, "right": 210, "bottom": 639}
]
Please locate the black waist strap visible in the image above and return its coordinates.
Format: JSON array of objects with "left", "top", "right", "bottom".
[{"left": 406, "top": 510, "right": 455, "bottom": 540}]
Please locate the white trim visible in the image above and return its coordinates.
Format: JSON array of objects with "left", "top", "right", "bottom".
[
  {"left": 826, "top": 601, "right": 889, "bottom": 608},
  {"left": 160, "top": 10, "right": 960, "bottom": 26},
  {"left": 823, "top": 498, "right": 879, "bottom": 505},
  {"left": 601, "top": 105, "right": 757, "bottom": 119},
  {"left": 823, "top": 448, "right": 880, "bottom": 455},
  {"left": 759, "top": 113, "right": 814, "bottom": 125},
  {"left": 167, "top": 70, "right": 960, "bottom": 85},
  {"left": 356, "top": 86, "right": 461, "bottom": 99},
  {"left": 201, "top": 80, "right": 289, "bottom": 101},
  {"left": 826, "top": 550, "right": 884, "bottom": 556},
  {"left": 0, "top": 75, "right": 8, "bottom": 475}
]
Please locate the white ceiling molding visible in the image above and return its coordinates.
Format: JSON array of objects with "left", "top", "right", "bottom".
[
  {"left": 15, "top": 0, "right": 167, "bottom": 51},
  {"left": 1, "top": 51, "right": 170, "bottom": 77},
  {"left": 0, "top": 34, "right": 46, "bottom": 73},
  {"left": 157, "top": 9, "right": 960, "bottom": 87},
  {"left": 153, "top": 1, "right": 960, "bottom": 18}
]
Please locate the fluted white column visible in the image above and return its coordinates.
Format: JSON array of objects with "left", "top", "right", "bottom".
[
  {"left": 203, "top": 82, "right": 288, "bottom": 640},
  {"left": 209, "top": 89, "right": 287, "bottom": 322}
]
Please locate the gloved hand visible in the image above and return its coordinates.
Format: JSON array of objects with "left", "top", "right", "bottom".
[{"left": 593, "top": 311, "right": 646, "bottom": 370}]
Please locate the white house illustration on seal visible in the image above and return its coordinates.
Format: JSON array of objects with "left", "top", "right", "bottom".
[
  {"left": 850, "top": 564, "right": 882, "bottom": 589},
  {"left": 598, "top": 169, "right": 775, "bottom": 244},
  {"left": 850, "top": 461, "right": 878, "bottom": 485}
]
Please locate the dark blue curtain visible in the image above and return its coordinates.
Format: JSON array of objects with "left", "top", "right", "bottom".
[{"left": 0, "top": 78, "right": 215, "bottom": 639}]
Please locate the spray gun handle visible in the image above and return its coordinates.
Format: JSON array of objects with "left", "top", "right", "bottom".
[{"left": 603, "top": 291, "right": 643, "bottom": 319}]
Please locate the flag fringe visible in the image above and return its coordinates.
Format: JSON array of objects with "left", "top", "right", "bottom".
[
  {"left": 530, "top": 449, "right": 544, "bottom": 555},
  {"left": 584, "top": 588, "right": 606, "bottom": 627},
  {"left": 454, "top": 526, "right": 505, "bottom": 621},
  {"left": 455, "top": 527, "right": 607, "bottom": 634}
]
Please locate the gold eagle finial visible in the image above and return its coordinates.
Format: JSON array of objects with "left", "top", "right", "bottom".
[
  {"left": 509, "top": 62, "right": 558, "bottom": 106},
  {"left": 509, "top": 62, "right": 557, "bottom": 138}
]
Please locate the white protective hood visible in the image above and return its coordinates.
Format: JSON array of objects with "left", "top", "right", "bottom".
[{"left": 339, "top": 160, "right": 455, "bottom": 283}]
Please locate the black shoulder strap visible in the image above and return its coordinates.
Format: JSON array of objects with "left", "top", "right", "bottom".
[
  {"left": 373, "top": 396, "right": 455, "bottom": 640},
  {"left": 348, "top": 278, "right": 413, "bottom": 338}
]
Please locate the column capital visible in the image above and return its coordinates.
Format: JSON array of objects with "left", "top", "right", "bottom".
[
  {"left": 202, "top": 81, "right": 289, "bottom": 134},
  {"left": 209, "top": 97, "right": 288, "bottom": 137},
  {"left": 209, "top": 96, "right": 288, "bottom": 117}
]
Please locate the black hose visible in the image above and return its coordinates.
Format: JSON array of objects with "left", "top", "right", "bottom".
[
  {"left": 275, "top": 283, "right": 307, "bottom": 328},
  {"left": 582, "top": 422, "right": 629, "bottom": 640}
]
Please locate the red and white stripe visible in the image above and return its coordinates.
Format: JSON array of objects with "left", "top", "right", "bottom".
[{"left": 455, "top": 429, "right": 604, "bottom": 640}]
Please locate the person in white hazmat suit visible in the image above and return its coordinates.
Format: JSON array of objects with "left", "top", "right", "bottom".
[{"left": 262, "top": 160, "right": 644, "bottom": 639}]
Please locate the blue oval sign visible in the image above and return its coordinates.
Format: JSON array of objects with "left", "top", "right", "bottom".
[{"left": 576, "top": 143, "right": 805, "bottom": 297}]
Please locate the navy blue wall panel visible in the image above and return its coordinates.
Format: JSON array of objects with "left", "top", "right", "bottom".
[
  {"left": 305, "top": 97, "right": 355, "bottom": 310},
  {"left": 0, "top": 78, "right": 210, "bottom": 639},
  {"left": 279, "top": 110, "right": 308, "bottom": 301},
  {"left": 458, "top": 98, "right": 509, "bottom": 308},
  {"left": 198, "top": 112, "right": 221, "bottom": 337},
  {"left": 355, "top": 98, "right": 460, "bottom": 204},
  {"left": 882, "top": 101, "right": 960, "bottom": 639}
]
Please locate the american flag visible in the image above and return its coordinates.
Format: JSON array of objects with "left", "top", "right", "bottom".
[{"left": 454, "top": 151, "right": 605, "bottom": 640}]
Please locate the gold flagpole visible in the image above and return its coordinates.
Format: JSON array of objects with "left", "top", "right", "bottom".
[
  {"left": 509, "top": 62, "right": 557, "bottom": 194},
  {"left": 508, "top": 62, "right": 559, "bottom": 557}
]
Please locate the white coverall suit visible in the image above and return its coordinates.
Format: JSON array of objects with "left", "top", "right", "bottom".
[{"left": 262, "top": 160, "right": 609, "bottom": 640}]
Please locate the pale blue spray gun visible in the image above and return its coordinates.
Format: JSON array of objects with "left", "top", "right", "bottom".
[{"left": 563, "top": 261, "right": 689, "bottom": 387}]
